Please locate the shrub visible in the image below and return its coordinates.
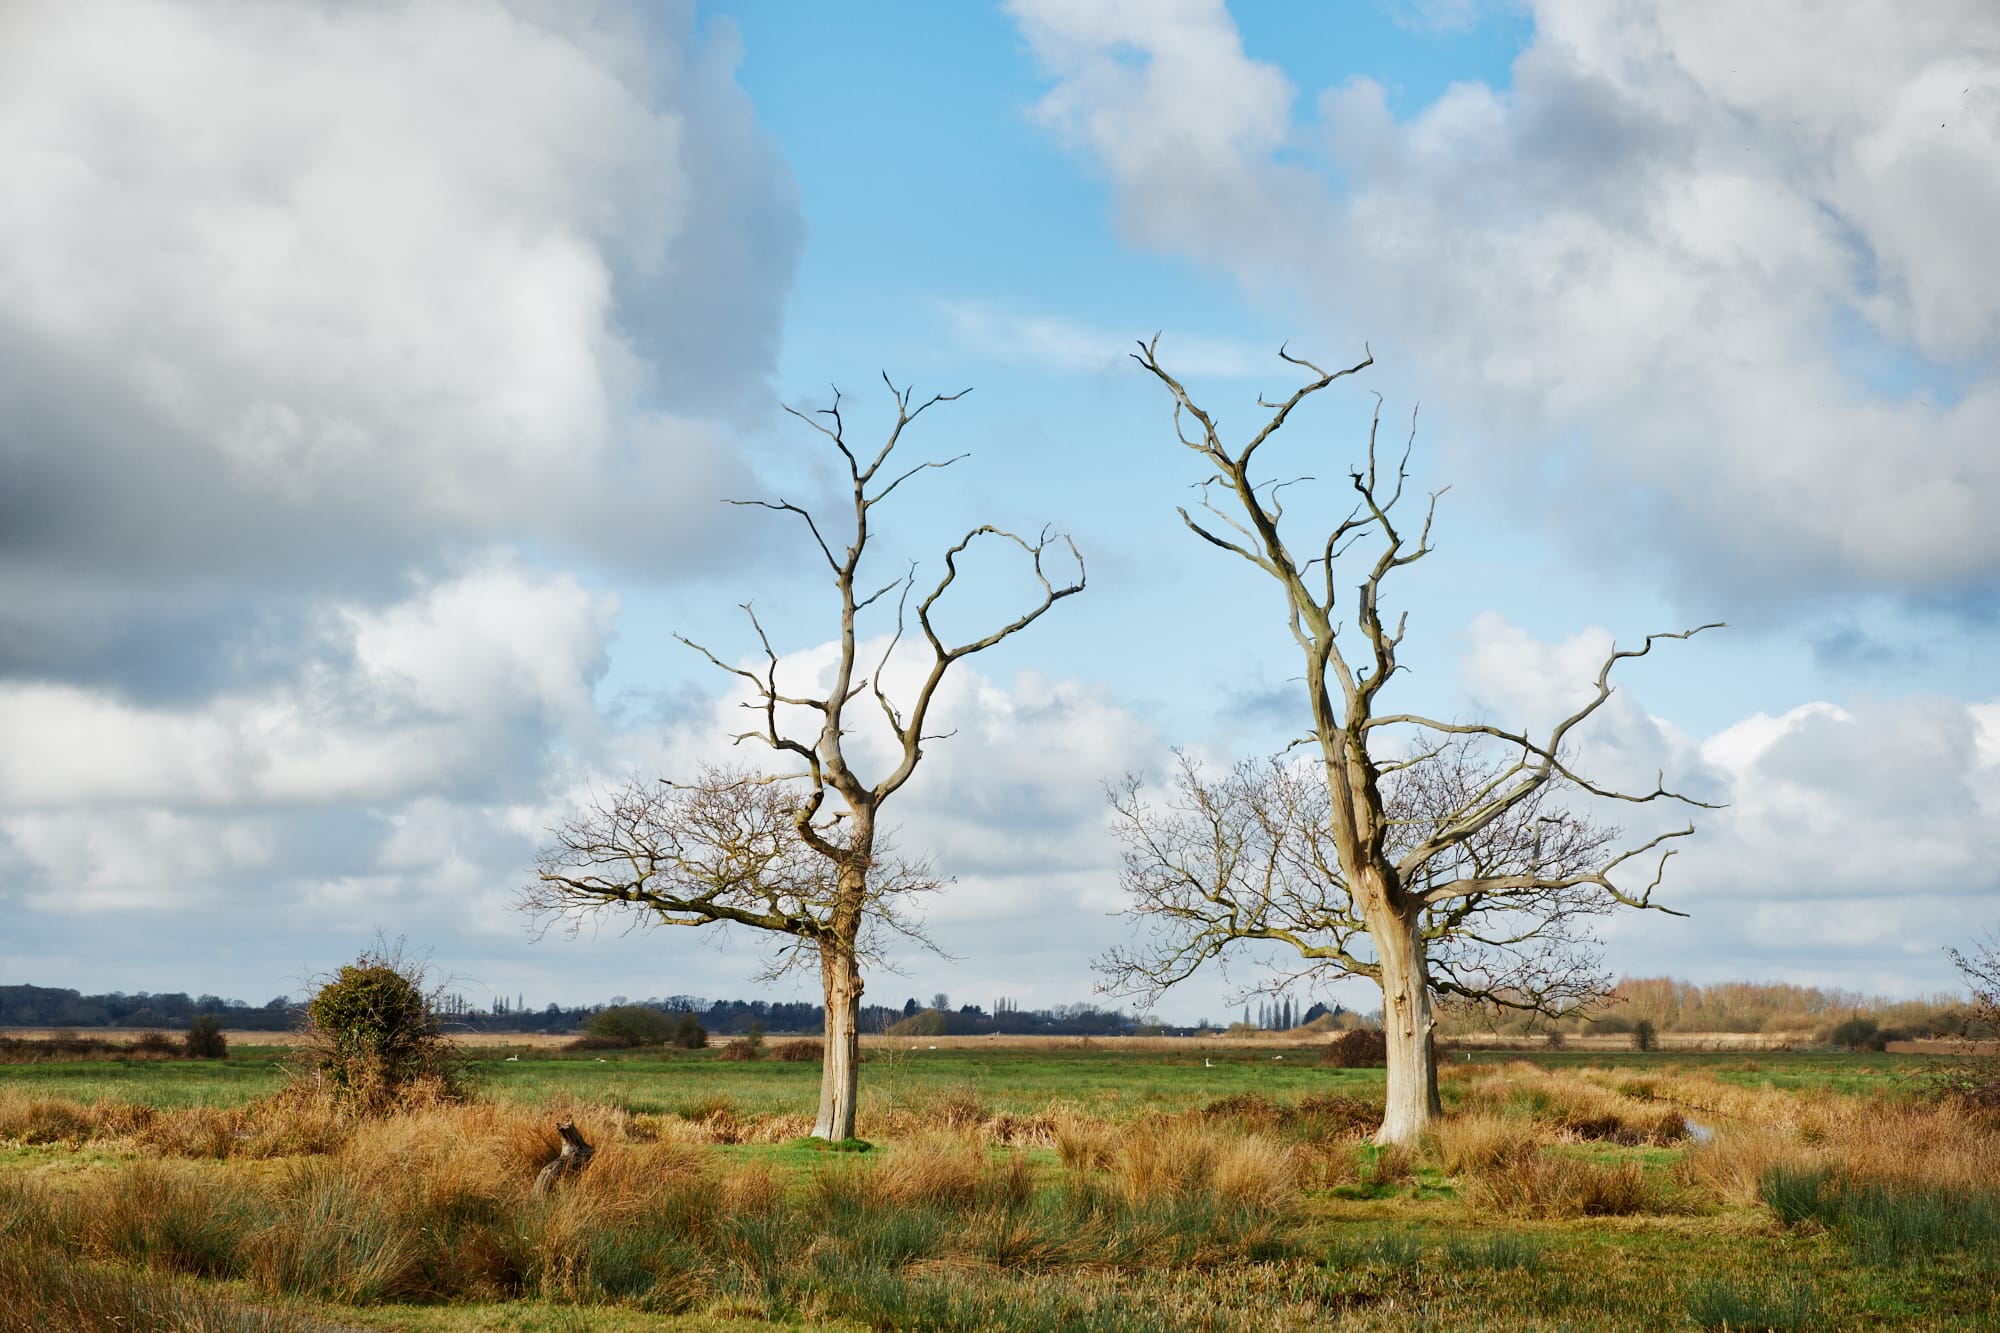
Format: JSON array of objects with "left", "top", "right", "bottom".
[
  {"left": 130, "top": 1032, "right": 180, "bottom": 1058},
  {"left": 582, "top": 1005, "right": 673, "bottom": 1048},
  {"left": 1321, "top": 1028, "right": 1386, "bottom": 1068},
  {"left": 887, "top": 1009, "right": 949, "bottom": 1038},
  {"left": 297, "top": 946, "right": 464, "bottom": 1113},
  {"left": 183, "top": 1015, "right": 228, "bottom": 1060},
  {"left": 668, "top": 1013, "right": 709, "bottom": 1049},
  {"left": 775, "top": 1038, "right": 822, "bottom": 1062},
  {"left": 1632, "top": 1018, "right": 1657, "bottom": 1052},
  {"left": 716, "top": 1037, "right": 762, "bottom": 1062},
  {"left": 1827, "top": 1015, "right": 1883, "bottom": 1051}
]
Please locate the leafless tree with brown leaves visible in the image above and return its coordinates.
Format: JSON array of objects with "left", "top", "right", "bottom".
[
  {"left": 1122, "top": 337, "right": 1717, "bottom": 1145},
  {"left": 527, "top": 379, "right": 1083, "bottom": 1141}
]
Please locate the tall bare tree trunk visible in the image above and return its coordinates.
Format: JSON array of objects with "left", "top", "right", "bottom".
[
  {"left": 1374, "top": 911, "right": 1440, "bottom": 1146},
  {"left": 814, "top": 932, "right": 864, "bottom": 1141}
]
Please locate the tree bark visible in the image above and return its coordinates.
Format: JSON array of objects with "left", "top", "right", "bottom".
[
  {"left": 1374, "top": 910, "right": 1440, "bottom": 1146},
  {"left": 532, "top": 1116, "right": 595, "bottom": 1196},
  {"left": 814, "top": 936, "right": 864, "bottom": 1141}
]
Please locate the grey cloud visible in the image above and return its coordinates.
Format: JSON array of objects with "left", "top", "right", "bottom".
[{"left": 0, "top": 0, "right": 799, "bottom": 700}]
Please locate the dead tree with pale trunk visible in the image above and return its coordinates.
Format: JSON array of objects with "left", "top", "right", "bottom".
[
  {"left": 527, "top": 378, "right": 1083, "bottom": 1142},
  {"left": 1120, "top": 337, "right": 1718, "bottom": 1146}
]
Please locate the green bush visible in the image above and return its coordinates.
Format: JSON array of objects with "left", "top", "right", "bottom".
[
  {"left": 298, "top": 947, "right": 463, "bottom": 1112},
  {"left": 182, "top": 1015, "right": 228, "bottom": 1060},
  {"left": 1632, "top": 1018, "right": 1658, "bottom": 1052},
  {"left": 1826, "top": 1016, "right": 1883, "bottom": 1051},
  {"left": 583, "top": 1005, "right": 673, "bottom": 1048}
]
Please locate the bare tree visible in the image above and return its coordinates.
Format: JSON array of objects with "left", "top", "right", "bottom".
[
  {"left": 527, "top": 380, "right": 1084, "bottom": 1141},
  {"left": 1124, "top": 338, "right": 1716, "bottom": 1145},
  {"left": 1937, "top": 930, "right": 2000, "bottom": 1111}
]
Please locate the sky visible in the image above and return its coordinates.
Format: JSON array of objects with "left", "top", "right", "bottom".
[{"left": 2, "top": 0, "right": 1997, "bottom": 1023}]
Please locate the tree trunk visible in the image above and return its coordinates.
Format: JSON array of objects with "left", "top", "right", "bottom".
[
  {"left": 813, "top": 939, "right": 864, "bottom": 1141},
  {"left": 1373, "top": 910, "right": 1440, "bottom": 1146}
]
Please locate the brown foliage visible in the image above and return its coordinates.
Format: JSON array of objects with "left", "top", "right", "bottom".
[{"left": 1321, "top": 1028, "right": 1387, "bottom": 1068}]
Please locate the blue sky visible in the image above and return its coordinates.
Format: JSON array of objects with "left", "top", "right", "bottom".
[{"left": 2, "top": 0, "right": 1997, "bottom": 1021}]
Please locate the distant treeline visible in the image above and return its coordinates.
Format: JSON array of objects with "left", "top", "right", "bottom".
[
  {"left": 1441, "top": 976, "right": 1985, "bottom": 1040},
  {"left": 0, "top": 985, "right": 296, "bottom": 1031},
  {"left": 15, "top": 974, "right": 1975, "bottom": 1042},
  {"left": 0, "top": 982, "right": 1150, "bottom": 1038}
]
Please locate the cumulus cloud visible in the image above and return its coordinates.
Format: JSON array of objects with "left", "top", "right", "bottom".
[
  {"left": 0, "top": 559, "right": 611, "bottom": 908},
  {"left": 1455, "top": 616, "right": 2000, "bottom": 992},
  {"left": 1009, "top": 0, "right": 2000, "bottom": 613},
  {"left": 0, "top": 0, "right": 800, "bottom": 697}
]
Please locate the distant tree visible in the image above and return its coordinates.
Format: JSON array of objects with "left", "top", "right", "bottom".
[
  {"left": 182, "top": 1014, "right": 228, "bottom": 1060},
  {"left": 1632, "top": 1018, "right": 1658, "bottom": 1052},
  {"left": 1111, "top": 340, "right": 1716, "bottom": 1145},
  {"left": 903, "top": 997, "right": 920, "bottom": 1017},
  {"left": 528, "top": 379, "right": 1083, "bottom": 1142},
  {"left": 1827, "top": 1015, "right": 1885, "bottom": 1051},
  {"left": 584, "top": 1005, "right": 674, "bottom": 1048}
]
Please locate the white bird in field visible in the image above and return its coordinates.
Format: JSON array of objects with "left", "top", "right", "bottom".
[
  {"left": 505, "top": 1055, "right": 519, "bottom": 1062},
  {"left": 1204, "top": 1058, "right": 1213, "bottom": 1068},
  {"left": 596, "top": 1057, "right": 607, "bottom": 1063}
]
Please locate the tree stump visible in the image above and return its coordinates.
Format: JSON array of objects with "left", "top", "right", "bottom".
[{"left": 532, "top": 1116, "right": 594, "bottom": 1196}]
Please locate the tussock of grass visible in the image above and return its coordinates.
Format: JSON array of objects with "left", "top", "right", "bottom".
[
  {"left": 1468, "top": 1148, "right": 1688, "bottom": 1217},
  {"left": 1684, "top": 1274, "right": 1821, "bottom": 1331},
  {"left": 0, "top": 1238, "right": 329, "bottom": 1333},
  {"left": 1450, "top": 1065, "right": 1687, "bottom": 1145}
]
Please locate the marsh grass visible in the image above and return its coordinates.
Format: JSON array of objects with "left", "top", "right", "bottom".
[
  {"left": 8, "top": 1047, "right": 1999, "bottom": 1329},
  {"left": 0, "top": 1237, "right": 327, "bottom": 1333},
  {"left": 0, "top": 1101, "right": 1306, "bottom": 1321},
  {"left": 1684, "top": 1273, "right": 1822, "bottom": 1330}
]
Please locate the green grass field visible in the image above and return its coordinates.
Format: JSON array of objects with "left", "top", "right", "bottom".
[{"left": 0, "top": 1042, "right": 1992, "bottom": 1331}]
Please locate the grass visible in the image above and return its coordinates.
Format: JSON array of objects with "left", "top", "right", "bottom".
[{"left": 1, "top": 1043, "right": 1997, "bottom": 1328}]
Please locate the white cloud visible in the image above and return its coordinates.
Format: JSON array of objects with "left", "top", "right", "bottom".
[
  {"left": 0, "top": 0, "right": 800, "bottom": 693},
  {"left": 1010, "top": 0, "right": 2000, "bottom": 611},
  {"left": 1449, "top": 617, "right": 2000, "bottom": 991}
]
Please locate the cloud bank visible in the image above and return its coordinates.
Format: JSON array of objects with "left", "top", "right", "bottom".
[{"left": 1010, "top": 0, "right": 2000, "bottom": 614}]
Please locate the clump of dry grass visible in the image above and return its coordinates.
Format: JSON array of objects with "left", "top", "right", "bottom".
[
  {"left": 1422, "top": 1111, "right": 1540, "bottom": 1175},
  {"left": 1680, "top": 1090, "right": 2000, "bottom": 1210},
  {"left": 1110, "top": 1117, "right": 1300, "bottom": 1211},
  {"left": 1052, "top": 1106, "right": 1118, "bottom": 1172},
  {"left": 1451, "top": 1065, "right": 1688, "bottom": 1145},
  {"left": 1469, "top": 1148, "right": 1686, "bottom": 1217}
]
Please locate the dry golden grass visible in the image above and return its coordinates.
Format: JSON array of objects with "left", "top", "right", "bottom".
[
  {"left": 1448, "top": 1063, "right": 1689, "bottom": 1145},
  {"left": 1422, "top": 1110, "right": 1540, "bottom": 1175}
]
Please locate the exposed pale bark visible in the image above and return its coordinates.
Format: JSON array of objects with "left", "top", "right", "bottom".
[
  {"left": 1112, "top": 338, "right": 1716, "bottom": 1145},
  {"left": 815, "top": 932, "right": 864, "bottom": 1141},
  {"left": 529, "top": 378, "right": 1082, "bottom": 1142},
  {"left": 1374, "top": 912, "right": 1440, "bottom": 1146}
]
